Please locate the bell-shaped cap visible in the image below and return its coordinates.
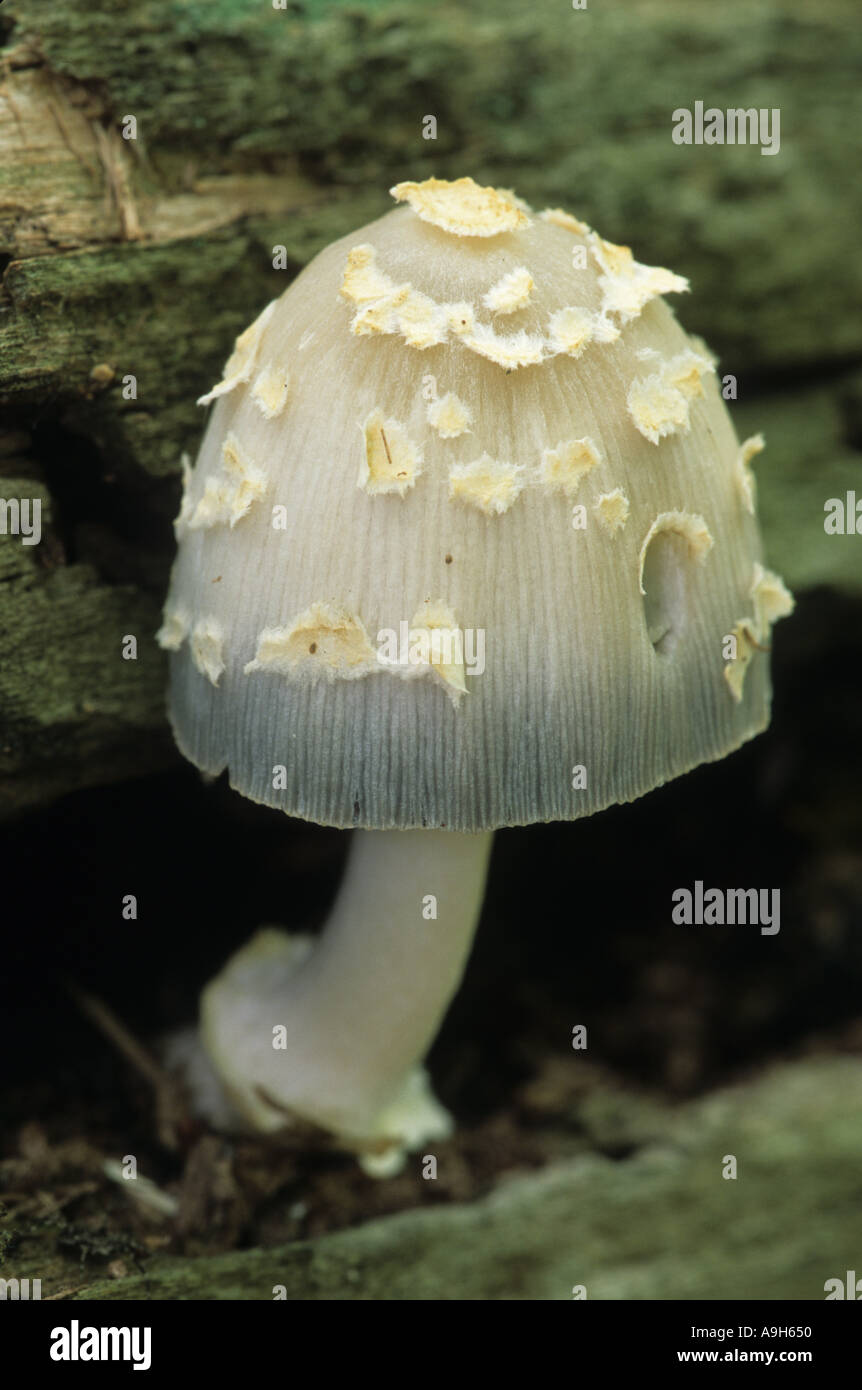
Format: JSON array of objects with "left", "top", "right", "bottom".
[{"left": 159, "top": 177, "right": 793, "bottom": 830}]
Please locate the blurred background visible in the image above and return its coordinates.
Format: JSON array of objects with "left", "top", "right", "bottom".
[{"left": 0, "top": 0, "right": 860, "bottom": 1298}]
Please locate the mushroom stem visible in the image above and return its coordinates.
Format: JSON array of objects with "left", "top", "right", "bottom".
[{"left": 200, "top": 828, "right": 493, "bottom": 1168}]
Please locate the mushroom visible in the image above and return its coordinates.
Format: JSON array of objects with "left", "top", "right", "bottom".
[{"left": 159, "top": 176, "right": 793, "bottom": 1175}]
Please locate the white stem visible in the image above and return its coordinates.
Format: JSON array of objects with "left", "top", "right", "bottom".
[{"left": 201, "top": 828, "right": 493, "bottom": 1151}]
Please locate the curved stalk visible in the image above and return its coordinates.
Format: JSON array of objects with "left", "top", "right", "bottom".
[{"left": 200, "top": 828, "right": 493, "bottom": 1171}]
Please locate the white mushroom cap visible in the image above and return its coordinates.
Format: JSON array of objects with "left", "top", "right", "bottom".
[{"left": 160, "top": 177, "right": 792, "bottom": 831}]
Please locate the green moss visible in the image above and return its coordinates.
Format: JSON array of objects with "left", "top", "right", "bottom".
[
  {"left": 739, "top": 381, "right": 862, "bottom": 595},
  {"left": 1, "top": 234, "right": 287, "bottom": 473},
  {"left": 0, "top": 557, "right": 172, "bottom": 817}
]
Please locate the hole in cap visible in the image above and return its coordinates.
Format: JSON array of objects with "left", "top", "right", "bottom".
[{"left": 641, "top": 531, "right": 693, "bottom": 657}]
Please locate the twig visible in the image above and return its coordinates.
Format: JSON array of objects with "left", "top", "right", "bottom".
[
  {"left": 67, "top": 982, "right": 188, "bottom": 1150},
  {"left": 68, "top": 983, "right": 164, "bottom": 1089}
]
